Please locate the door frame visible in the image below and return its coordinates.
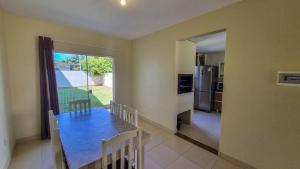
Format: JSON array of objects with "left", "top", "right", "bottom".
[{"left": 176, "top": 29, "right": 227, "bottom": 154}]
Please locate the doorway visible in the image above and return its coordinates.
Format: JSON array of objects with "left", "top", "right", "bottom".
[
  {"left": 53, "top": 52, "right": 114, "bottom": 113},
  {"left": 177, "top": 31, "right": 226, "bottom": 152}
]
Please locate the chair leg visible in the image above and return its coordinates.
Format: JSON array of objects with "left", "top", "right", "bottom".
[
  {"left": 134, "top": 150, "right": 138, "bottom": 169},
  {"left": 138, "top": 129, "right": 143, "bottom": 169}
]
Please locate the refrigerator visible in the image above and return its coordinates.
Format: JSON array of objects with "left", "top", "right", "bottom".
[{"left": 194, "top": 65, "right": 218, "bottom": 112}]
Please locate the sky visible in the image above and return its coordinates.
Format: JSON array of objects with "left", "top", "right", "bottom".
[
  {"left": 54, "top": 52, "right": 111, "bottom": 62},
  {"left": 54, "top": 52, "right": 82, "bottom": 61}
]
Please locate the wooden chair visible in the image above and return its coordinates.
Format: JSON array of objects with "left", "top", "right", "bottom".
[
  {"left": 121, "top": 105, "right": 139, "bottom": 168},
  {"left": 102, "top": 129, "right": 143, "bottom": 169},
  {"left": 122, "top": 105, "right": 138, "bottom": 127},
  {"left": 110, "top": 100, "right": 123, "bottom": 118},
  {"left": 69, "top": 99, "right": 91, "bottom": 113},
  {"left": 48, "top": 110, "right": 65, "bottom": 169}
]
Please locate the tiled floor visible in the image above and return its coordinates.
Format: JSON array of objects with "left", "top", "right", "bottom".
[
  {"left": 8, "top": 118, "right": 242, "bottom": 169},
  {"left": 178, "top": 110, "right": 221, "bottom": 150}
]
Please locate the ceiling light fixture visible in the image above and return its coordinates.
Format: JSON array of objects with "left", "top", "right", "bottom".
[{"left": 120, "top": 0, "right": 127, "bottom": 6}]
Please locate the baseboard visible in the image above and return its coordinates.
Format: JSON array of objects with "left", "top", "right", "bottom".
[
  {"left": 16, "top": 134, "right": 40, "bottom": 144},
  {"left": 139, "top": 115, "right": 176, "bottom": 134},
  {"left": 175, "top": 132, "right": 218, "bottom": 155},
  {"left": 219, "top": 152, "right": 257, "bottom": 169}
]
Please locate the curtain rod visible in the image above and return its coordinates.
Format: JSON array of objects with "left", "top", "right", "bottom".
[{"left": 53, "top": 39, "right": 119, "bottom": 52}]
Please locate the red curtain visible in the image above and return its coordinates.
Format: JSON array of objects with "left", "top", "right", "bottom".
[{"left": 38, "top": 36, "right": 60, "bottom": 139}]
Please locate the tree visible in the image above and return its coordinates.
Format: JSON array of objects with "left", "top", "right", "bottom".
[
  {"left": 80, "top": 57, "right": 112, "bottom": 76},
  {"left": 61, "top": 55, "right": 84, "bottom": 71},
  {"left": 62, "top": 55, "right": 80, "bottom": 64}
]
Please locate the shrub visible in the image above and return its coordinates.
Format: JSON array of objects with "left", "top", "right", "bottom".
[{"left": 80, "top": 57, "right": 112, "bottom": 76}]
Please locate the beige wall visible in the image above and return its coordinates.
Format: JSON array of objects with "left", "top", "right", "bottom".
[
  {"left": 132, "top": 0, "right": 300, "bottom": 168},
  {"left": 0, "top": 9, "right": 14, "bottom": 169},
  {"left": 176, "top": 41, "right": 196, "bottom": 121},
  {"left": 132, "top": 30, "right": 177, "bottom": 130},
  {"left": 3, "top": 12, "right": 133, "bottom": 140}
]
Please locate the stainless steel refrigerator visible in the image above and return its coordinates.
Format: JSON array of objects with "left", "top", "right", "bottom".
[{"left": 194, "top": 65, "right": 218, "bottom": 112}]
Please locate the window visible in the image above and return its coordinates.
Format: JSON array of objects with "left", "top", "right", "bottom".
[{"left": 54, "top": 52, "right": 114, "bottom": 113}]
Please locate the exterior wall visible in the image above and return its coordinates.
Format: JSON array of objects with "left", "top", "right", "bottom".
[{"left": 103, "top": 73, "right": 113, "bottom": 87}]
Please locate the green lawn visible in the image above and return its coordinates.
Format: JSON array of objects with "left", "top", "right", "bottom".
[{"left": 58, "top": 86, "right": 112, "bottom": 113}]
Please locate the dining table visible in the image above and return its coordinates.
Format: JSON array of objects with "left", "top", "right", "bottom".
[{"left": 56, "top": 107, "right": 148, "bottom": 169}]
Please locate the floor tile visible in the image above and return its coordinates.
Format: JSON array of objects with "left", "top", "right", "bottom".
[
  {"left": 144, "top": 155, "right": 163, "bottom": 169},
  {"left": 145, "top": 130, "right": 172, "bottom": 152},
  {"left": 8, "top": 140, "right": 44, "bottom": 169},
  {"left": 178, "top": 111, "right": 221, "bottom": 150},
  {"left": 163, "top": 135, "right": 192, "bottom": 155},
  {"left": 41, "top": 140, "right": 53, "bottom": 169},
  {"left": 182, "top": 145, "right": 218, "bottom": 169},
  {"left": 212, "top": 158, "right": 243, "bottom": 169},
  {"left": 166, "top": 157, "right": 203, "bottom": 169},
  {"left": 148, "top": 144, "right": 180, "bottom": 168}
]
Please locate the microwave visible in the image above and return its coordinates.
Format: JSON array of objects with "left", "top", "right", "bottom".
[{"left": 217, "top": 82, "right": 223, "bottom": 91}]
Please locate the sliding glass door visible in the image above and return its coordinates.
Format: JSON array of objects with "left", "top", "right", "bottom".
[{"left": 54, "top": 52, "right": 113, "bottom": 113}]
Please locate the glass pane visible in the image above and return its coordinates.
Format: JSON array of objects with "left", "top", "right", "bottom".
[
  {"left": 54, "top": 52, "right": 88, "bottom": 113},
  {"left": 86, "top": 56, "right": 113, "bottom": 108}
]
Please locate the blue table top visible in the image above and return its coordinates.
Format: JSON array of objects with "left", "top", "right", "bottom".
[{"left": 56, "top": 107, "right": 136, "bottom": 169}]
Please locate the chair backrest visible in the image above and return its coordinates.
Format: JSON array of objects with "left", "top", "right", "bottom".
[
  {"left": 48, "top": 110, "right": 65, "bottom": 169},
  {"left": 122, "top": 105, "right": 138, "bottom": 127},
  {"left": 69, "top": 99, "right": 90, "bottom": 113},
  {"left": 110, "top": 100, "right": 123, "bottom": 118},
  {"left": 102, "top": 129, "right": 142, "bottom": 169}
]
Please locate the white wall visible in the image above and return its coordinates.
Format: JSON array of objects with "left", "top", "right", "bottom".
[
  {"left": 103, "top": 73, "right": 113, "bottom": 87},
  {"left": 205, "top": 52, "right": 225, "bottom": 66},
  {"left": 175, "top": 41, "right": 196, "bottom": 122},
  {"left": 0, "top": 9, "right": 14, "bottom": 169},
  {"left": 133, "top": 0, "right": 300, "bottom": 168},
  {"left": 3, "top": 12, "right": 132, "bottom": 140},
  {"left": 56, "top": 71, "right": 92, "bottom": 87}
]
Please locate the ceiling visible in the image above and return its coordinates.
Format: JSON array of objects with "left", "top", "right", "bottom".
[
  {"left": 0, "top": 0, "right": 240, "bottom": 39},
  {"left": 190, "top": 31, "right": 226, "bottom": 53}
]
